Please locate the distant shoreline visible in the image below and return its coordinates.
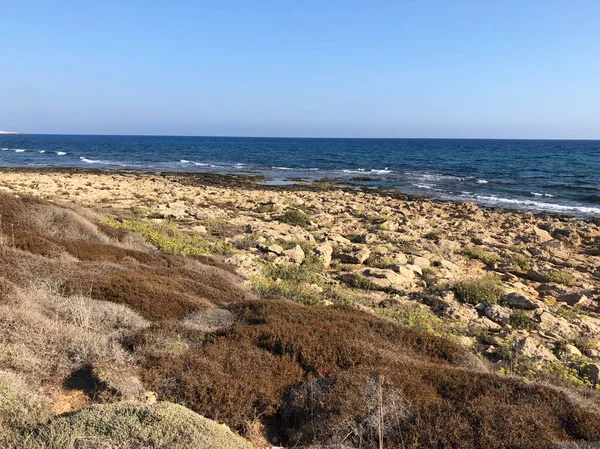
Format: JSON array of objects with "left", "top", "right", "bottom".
[
  {"left": 1, "top": 166, "right": 598, "bottom": 224},
  {"left": 0, "top": 131, "right": 20, "bottom": 135}
]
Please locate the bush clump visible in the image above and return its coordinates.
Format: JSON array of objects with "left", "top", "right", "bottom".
[
  {"left": 454, "top": 275, "right": 504, "bottom": 305},
  {"left": 547, "top": 270, "right": 577, "bottom": 287},
  {"left": 461, "top": 246, "right": 500, "bottom": 266},
  {"left": 107, "top": 219, "right": 234, "bottom": 255},
  {"left": 277, "top": 209, "right": 311, "bottom": 228}
]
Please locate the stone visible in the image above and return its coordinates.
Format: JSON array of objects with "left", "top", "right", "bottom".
[
  {"left": 535, "top": 310, "right": 574, "bottom": 338},
  {"left": 354, "top": 267, "right": 414, "bottom": 290},
  {"left": 379, "top": 220, "right": 399, "bottom": 231},
  {"left": 313, "top": 243, "right": 333, "bottom": 268},
  {"left": 335, "top": 246, "right": 371, "bottom": 264},
  {"left": 393, "top": 252, "right": 408, "bottom": 265},
  {"left": 360, "top": 233, "right": 378, "bottom": 244},
  {"left": 224, "top": 254, "right": 260, "bottom": 277},
  {"left": 326, "top": 233, "right": 352, "bottom": 247},
  {"left": 527, "top": 268, "right": 548, "bottom": 283},
  {"left": 190, "top": 225, "right": 208, "bottom": 234},
  {"left": 533, "top": 226, "right": 553, "bottom": 243},
  {"left": 412, "top": 256, "right": 431, "bottom": 269},
  {"left": 583, "top": 363, "right": 599, "bottom": 384},
  {"left": 563, "top": 344, "right": 582, "bottom": 357},
  {"left": 406, "top": 264, "right": 422, "bottom": 276},
  {"left": 515, "top": 337, "right": 557, "bottom": 362},
  {"left": 259, "top": 243, "right": 284, "bottom": 255},
  {"left": 500, "top": 292, "right": 539, "bottom": 310},
  {"left": 283, "top": 244, "right": 305, "bottom": 264},
  {"left": 558, "top": 292, "right": 588, "bottom": 306},
  {"left": 482, "top": 304, "right": 511, "bottom": 324}
]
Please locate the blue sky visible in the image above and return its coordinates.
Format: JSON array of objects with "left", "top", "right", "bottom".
[{"left": 1, "top": 1, "right": 599, "bottom": 138}]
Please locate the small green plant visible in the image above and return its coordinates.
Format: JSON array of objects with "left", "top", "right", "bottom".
[
  {"left": 376, "top": 304, "right": 450, "bottom": 337},
  {"left": 460, "top": 247, "right": 499, "bottom": 267},
  {"left": 106, "top": 219, "right": 234, "bottom": 255},
  {"left": 509, "top": 310, "right": 537, "bottom": 331},
  {"left": 277, "top": 209, "right": 311, "bottom": 228},
  {"left": 547, "top": 270, "right": 576, "bottom": 287},
  {"left": 513, "top": 253, "right": 530, "bottom": 271},
  {"left": 366, "top": 255, "right": 396, "bottom": 270},
  {"left": 454, "top": 275, "right": 503, "bottom": 305}
]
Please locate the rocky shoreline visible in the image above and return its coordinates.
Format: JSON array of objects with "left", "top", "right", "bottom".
[{"left": 1, "top": 168, "right": 599, "bottom": 388}]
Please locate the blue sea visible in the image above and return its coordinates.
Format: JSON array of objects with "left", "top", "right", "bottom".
[{"left": 1, "top": 134, "right": 600, "bottom": 218}]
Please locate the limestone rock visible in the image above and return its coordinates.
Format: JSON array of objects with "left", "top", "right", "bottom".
[
  {"left": 412, "top": 256, "right": 431, "bottom": 269},
  {"left": 501, "top": 292, "right": 540, "bottom": 310},
  {"left": 533, "top": 226, "right": 553, "bottom": 243},
  {"left": 379, "top": 220, "right": 399, "bottom": 231},
  {"left": 335, "top": 246, "right": 371, "bottom": 265},
  {"left": 558, "top": 292, "right": 588, "bottom": 306},
  {"left": 283, "top": 244, "right": 305, "bottom": 264},
  {"left": 354, "top": 267, "right": 414, "bottom": 290},
  {"left": 515, "top": 337, "right": 557, "bottom": 362},
  {"left": 482, "top": 304, "right": 511, "bottom": 324},
  {"left": 259, "top": 243, "right": 284, "bottom": 255},
  {"left": 313, "top": 243, "right": 333, "bottom": 268}
]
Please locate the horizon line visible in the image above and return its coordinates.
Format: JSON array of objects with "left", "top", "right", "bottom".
[{"left": 4, "top": 132, "right": 600, "bottom": 141}]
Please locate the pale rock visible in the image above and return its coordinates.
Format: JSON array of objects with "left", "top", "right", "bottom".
[
  {"left": 259, "top": 243, "right": 284, "bottom": 255},
  {"left": 335, "top": 245, "right": 371, "bottom": 264},
  {"left": 224, "top": 254, "right": 260, "bottom": 277},
  {"left": 393, "top": 252, "right": 408, "bottom": 265},
  {"left": 533, "top": 226, "right": 553, "bottom": 243},
  {"left": 283, "top": 244, "right": 305, "bottom": 264},
  {"left": 501, "top": 292, "right": 540, "bottom": 310},
  {"left": 313, "top": 243, "right": 333, "bottom": 268},
  {"left": 483, "top": 304, "right": 511, "bottom": 324},
  {"left": 535, "top": 310, "right": 575, "bottom": 338},
  {"left": 326, "top": 233, "right": 352, "bottom": 247},
  {"left": 515, "top": 337, "right": 557, "bottom": 362},
  {"left": 353, "top": 267, "right": 415, "bottom": 290},
  {"left": 406, "top": 264, "right": 422, "bottom": 276},
  {"left": 562, "top": 344, "right": 582, "bottom": 358},
  {"left": 190, "top": 225, "right": 208, "bottom": 234},
  {"left": 379, "top": 220, "right": 399, "bottom": 231},
  {"left": 412, "top": 256, "right": 431, "bottom": 269}
]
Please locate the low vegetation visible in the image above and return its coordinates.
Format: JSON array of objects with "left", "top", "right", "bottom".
[
  {"left": 1, "top": 190, "right": 599, "bottom": 449},
  {"left": 547, "top": 270, "right": 577, "bottom": 286},
  {"left": 460, "top": 246, "right": 500, "bottom": 266},
  {"left": 454, "top": 274, "right": 504, "bottom": 304}
]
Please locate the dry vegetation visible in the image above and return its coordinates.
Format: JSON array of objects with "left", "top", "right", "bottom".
[{"left": 0, "top": 191, "right": 599, "bottom": 448}]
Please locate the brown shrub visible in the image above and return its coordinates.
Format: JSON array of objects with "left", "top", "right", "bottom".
[
  {"left": 132, "top": 300, "right": 600, "bottom": 448},
  {"left": 63, "top": 264, "right": 251, "bottom": 321}
]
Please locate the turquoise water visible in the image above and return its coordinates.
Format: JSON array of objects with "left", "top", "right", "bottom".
[{"left": 1, "top": 135, "right": 599, "bottom": 217}]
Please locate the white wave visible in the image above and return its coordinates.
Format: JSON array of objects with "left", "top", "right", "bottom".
[
  {"left": 180, "top": 159, "right": 209, "bottom": 166},
  {"left": 405, "top": 172, "right": 467, "bottom": 182},
  {"left": 475, "top": 195, "right": 600, "bottom": 216},
  {"left": 14, "top": 149, "right": 25, "bottom": 153},
  {"left": 80, "top": 157, "right": 107, "bottom": 164},
  {"left": 530, "top": 192, "right": 555, "bottom": 198},
  {"left": 272, "top": 166, "right": 293, "bottom": 170},
  {"left": 39, "top": 150, "right": 45, "bottom": 153},
  {"left": 56, "top": 151, "right": 67, "bottom": 155},
  {"left": 342, "top": 168, "right": 393, "bottom": 175},
  {"left": 413, "top": 184, "right": 434, "bottom": 190},
  {"left": 477, "top": 179, "right": 488, "bottom": 184}
]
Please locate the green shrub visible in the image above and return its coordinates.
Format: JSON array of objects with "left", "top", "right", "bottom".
[
  {"left": 513, "top": 253, "right": 530, "bottom": 271},
  {"left": 547, "top": 270, "right": 577, "bottom": 287},
  {"left": 106, "top": 219, "right": 234, "bottom": 255},
  {"left": 454, "top": 275, "right": 503, "bottom": 305},
  {"left": 252, "top": 276, "right": 322, "bottom": 305},
  {"left": 460, "top": 247, "right": 499, "bottom": 266},
  {"left": 277, "top": 210, "right": 311, "bottom": 228},
  {"left": 509, "top": 310, "right": 537, "bottom": 331}
]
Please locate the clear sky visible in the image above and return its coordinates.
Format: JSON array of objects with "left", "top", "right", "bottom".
[{"left": 1, "top": 1, "right": 599, "bottom": 138}]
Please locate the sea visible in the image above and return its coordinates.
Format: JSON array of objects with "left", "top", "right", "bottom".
[{"left": 1, "top": 134, "right": 599, "bottom": 218}]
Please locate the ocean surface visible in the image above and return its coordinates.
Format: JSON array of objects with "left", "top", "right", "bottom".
[{"left": 1, "top": 134, "right": 600, "bottom": 218}]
